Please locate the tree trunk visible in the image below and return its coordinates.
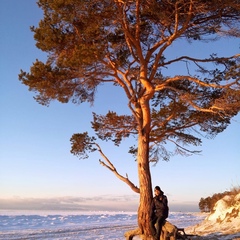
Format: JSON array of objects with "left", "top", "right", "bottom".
[
  {"left": 135, "top": 70, "right": 155, "bottom": 238},
  {"left": 137, "top": 133, "right": 153, "bottom": 237}
]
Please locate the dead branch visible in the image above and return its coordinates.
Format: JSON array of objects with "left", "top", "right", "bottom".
[{"left": 95, "top": 143, "right": 140, "bottom": 193}]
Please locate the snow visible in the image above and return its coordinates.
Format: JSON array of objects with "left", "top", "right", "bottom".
[
  {"left": 186, "top": 193, "right": 240, "bottom": 239},
  {"left": 1, "top": 199, "right": 240, "bottom": 240}
]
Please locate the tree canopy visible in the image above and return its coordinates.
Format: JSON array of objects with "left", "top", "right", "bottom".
[{"left": 19, "top": 0, "right": 240, "bottom": 238}]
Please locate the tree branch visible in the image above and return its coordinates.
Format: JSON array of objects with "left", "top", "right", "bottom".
[
  {"left": 155, "top": 75, "right": 238, "bottom": 92},
  {"left": 95, "top": 143, "right": 140, "bottom": 194},
  {"left": 160, "top": 54, "right": 240, "bottom": 68}
]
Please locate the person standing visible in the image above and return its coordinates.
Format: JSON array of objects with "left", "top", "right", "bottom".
[{"left": 150, "top": 186, "right": 169, "bottom": 240}]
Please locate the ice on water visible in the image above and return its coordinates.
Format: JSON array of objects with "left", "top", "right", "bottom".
[{"left": 0, "top": 210, "right": 205, "bottom": 240}]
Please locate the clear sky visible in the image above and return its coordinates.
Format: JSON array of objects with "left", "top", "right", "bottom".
[{"left": 0, "top": 0, "right": 239, "bottom": 212}]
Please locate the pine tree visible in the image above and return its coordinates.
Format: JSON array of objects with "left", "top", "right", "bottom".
[{"left": 19, "top": 0, "right": 240, "bottom": 238}]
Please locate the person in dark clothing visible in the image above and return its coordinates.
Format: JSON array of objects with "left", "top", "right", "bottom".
[{"left": 150, "top": 186, "right": 169, "bottom": 240}]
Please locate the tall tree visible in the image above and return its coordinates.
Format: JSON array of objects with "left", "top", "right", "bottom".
[{"left": 19, "top": 0, "right": 240, "bottom": 238}]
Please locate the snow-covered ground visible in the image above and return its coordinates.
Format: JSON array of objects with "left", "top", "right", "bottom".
[
  {"left": 1, "top": 207, "right": 239, "bottom": 240},
  {"left": 0, "top": 210, "right": 204, "bottom": 240},
  {"left": 186, "top": 193, "right": 240, "bottom": 240}
]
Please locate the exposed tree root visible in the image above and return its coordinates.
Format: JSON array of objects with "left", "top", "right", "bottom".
[
  {"left": 124, "top": 227, "right": 154, "bottom": 240},
  {"left": 125, "top": 220, "right": 180, "bottom": 240}
]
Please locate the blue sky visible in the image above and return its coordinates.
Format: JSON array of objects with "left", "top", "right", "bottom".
[{"left": 0, "top": 1, "right": 239, "bottom": 212}]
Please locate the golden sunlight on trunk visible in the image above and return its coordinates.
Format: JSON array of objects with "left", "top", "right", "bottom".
[{"left": 137, "top": 133, "right": 153, "bottom": 237}]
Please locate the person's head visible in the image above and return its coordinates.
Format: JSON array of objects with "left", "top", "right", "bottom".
[{"left": 154, "top": 186, "right": 162, "bottom": 196}]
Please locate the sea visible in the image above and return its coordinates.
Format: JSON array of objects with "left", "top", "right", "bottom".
[{"left": 0, "top": 210, "right": 206, "bottom": 240}]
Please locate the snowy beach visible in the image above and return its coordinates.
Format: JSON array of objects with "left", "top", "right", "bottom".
[{"left": 0, "top": 210, "right": 205, "bottom": 240}]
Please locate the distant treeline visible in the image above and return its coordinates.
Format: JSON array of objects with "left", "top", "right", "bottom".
[{"left": 199, "top": 186, "right": 240, "bottom": 213}]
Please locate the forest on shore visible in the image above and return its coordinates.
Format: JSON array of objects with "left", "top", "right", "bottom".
[{"left": 198, "top": 186, "right": 240, "bottom": 212}]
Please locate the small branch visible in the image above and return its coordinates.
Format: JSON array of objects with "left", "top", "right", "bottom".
[
  {"left": 168, "top": 138, "right": 202, "bottom": 154},
  {"left": 161, "top": 54, "right": 240, "bottom": 68}
]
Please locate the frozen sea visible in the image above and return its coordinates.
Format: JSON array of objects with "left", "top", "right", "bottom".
[{"left": 0, "top": 210, "right": 206, "bottom": 239}]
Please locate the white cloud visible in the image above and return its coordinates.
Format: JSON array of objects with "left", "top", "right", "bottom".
[
  {"left": 0, "top": 195, "right": 199, "bottom": 212},
  {"left": 0, "top": 195, "right": 139, "bottom": 211}
]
